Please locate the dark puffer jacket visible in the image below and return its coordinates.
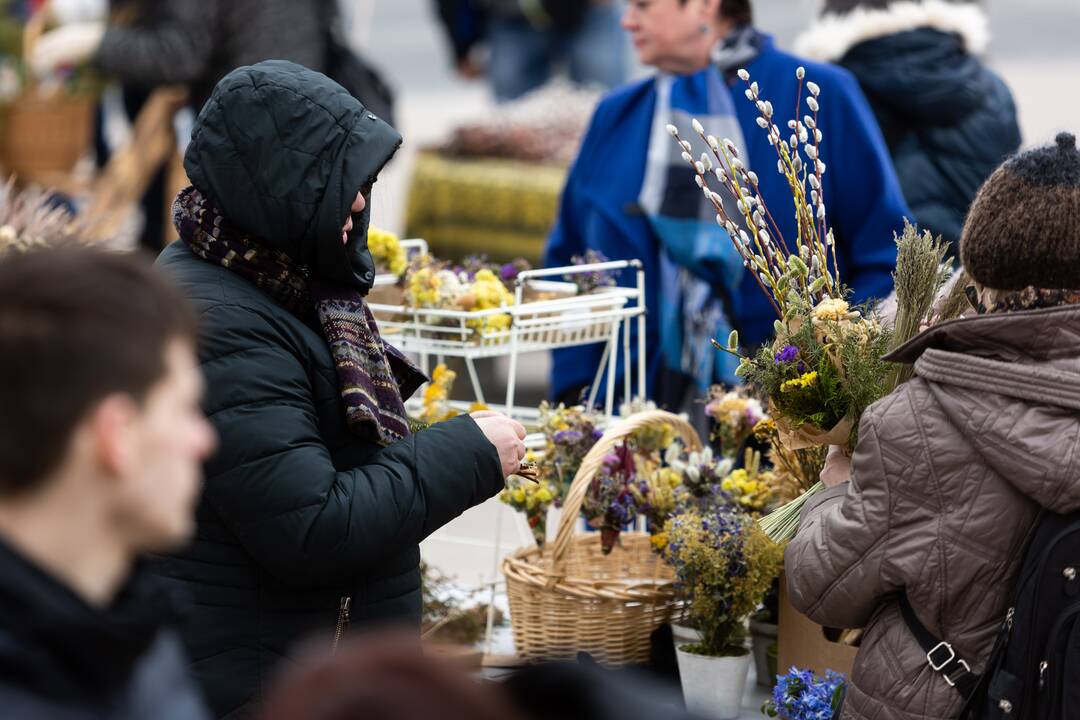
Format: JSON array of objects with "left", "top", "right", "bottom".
[
  {"left": 839, "top": 29, "right": 1021, "bottom": 246},
  {"left": 154, "top": 61, "right": 503, "bottom": 719},
  {"left": 795, "top": 4, "right": 1022, "bottom": 246}
]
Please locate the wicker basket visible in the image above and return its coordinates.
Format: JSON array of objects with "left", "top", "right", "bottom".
[
  {"left": 0, "top": 93, "right": 94, "bottom": 182},
  {"left": 503, "top": 410, "right": 702, "bottom": 665},
  {"left": 0, "top": 2, "right": 94, "bottom": 184}
]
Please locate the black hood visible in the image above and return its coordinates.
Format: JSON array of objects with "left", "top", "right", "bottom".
[
  {"left": 184, "top": 60, "right": 401, "bottom": 294},
  {"left": 840, "top": 28, "right": 989, "bottom": 124}
]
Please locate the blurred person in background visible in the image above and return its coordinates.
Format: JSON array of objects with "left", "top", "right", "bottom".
[
  {"left": 795, "top": 0, "right": 1022, "bottom": 248},
  {"left": 31, "top": 0, "right": 393, "bottom": 251},
  {"left": 544, "top": 0, "right": 909, "bottom": 412},
  {"left": 0, "top": 247, "right": 216, "bottom": 719},
  {"left": 434, "top": 0, "right": 627, "bottom": 102},
  {"left": 155, "top": 60, "right": 524, "bottom": 719}
]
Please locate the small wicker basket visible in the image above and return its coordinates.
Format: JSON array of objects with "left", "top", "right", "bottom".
[
  {"left": 0, "top": 3, "right": 95, "bottom": 185},
  {"left": 503, "top": 410, "right": 702, "bottom": 665},
  {"left": 0, "top": 93, "right": 94, "bottom": 182}
]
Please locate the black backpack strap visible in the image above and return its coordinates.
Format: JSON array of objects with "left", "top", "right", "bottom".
[{"left": 899, "top": 594, "right": 981, "bottom": 699}]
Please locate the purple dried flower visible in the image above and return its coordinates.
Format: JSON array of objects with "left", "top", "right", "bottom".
[
  {"left": 553, "top": 429, "right": 583, "bottom": 445},
  {"left": 774, "top": 345, "right": 799, "bottom": 364}
]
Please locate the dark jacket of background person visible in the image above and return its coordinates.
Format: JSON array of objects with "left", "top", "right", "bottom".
[
  {"left": 0, "top": 540, "right": 209, "bottom": 720},
  {"left": 785, "top": 304, "right": 1080, "bottom": 719},
  {"left": 795, "top": 1, "right": 1022, "bottom": 247},
  {"left": 96, "top": 0, "right": 326, "bottom": 110},
  {"left": 154, "top": 63, "right": 504, "bottom": 718}
]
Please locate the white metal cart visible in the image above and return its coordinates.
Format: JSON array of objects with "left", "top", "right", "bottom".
[
  {"left": 368, "top": 240, "right": 647, "bottom": 420},
  {"left": 370, "top": 240, "right": 650, "bottom": 657}
]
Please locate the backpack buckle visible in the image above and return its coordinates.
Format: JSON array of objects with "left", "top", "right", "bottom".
[
  {"left": 943, "top": 659, "right": 972, "bottom": 687},
  {"left": 927, "top": 641, "right": 956, "bottom": 671}
]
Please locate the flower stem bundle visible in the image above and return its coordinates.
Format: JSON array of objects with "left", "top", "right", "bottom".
[
  {"left": 665, "top": 67, "right": 895, "bottom": 543},
  {"left": 888, "top": 221, "right": 952, "bottom": 388}
]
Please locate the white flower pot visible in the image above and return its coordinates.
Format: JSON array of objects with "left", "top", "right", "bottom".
[
  {"left": 671, "top": 623, "right": 704, "bottom": 653},
  {"left": 675, "top": 646, "right": 751, "bottom": 720}
]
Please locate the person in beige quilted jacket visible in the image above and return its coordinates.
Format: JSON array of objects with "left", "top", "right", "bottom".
[{"left": 786, "top": 131, "right": 1080, "bottom": 720}]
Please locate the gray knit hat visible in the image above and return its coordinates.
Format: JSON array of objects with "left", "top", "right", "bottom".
[{"left": 960, "top": 132, "right": 1080, "bottom": 291}]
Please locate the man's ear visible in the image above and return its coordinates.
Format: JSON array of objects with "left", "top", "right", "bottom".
[{"left": 87, "top": 394, "right": 139, "bottom": 481}]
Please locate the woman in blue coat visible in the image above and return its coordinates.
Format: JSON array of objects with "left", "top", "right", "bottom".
[{"left": 545, "top": 0, "right": 911, "bottom": 409}]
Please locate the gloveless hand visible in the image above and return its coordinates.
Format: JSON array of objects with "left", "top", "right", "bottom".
[
  {"left": 470, "top": 410, "right": 527, "bottom": 479},
  {"left": 820, "top": 444, "right": 853, "bottom": 488}
]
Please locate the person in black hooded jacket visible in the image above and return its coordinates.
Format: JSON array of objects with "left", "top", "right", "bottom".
[
  {"left": 153, "top": 60, "right": 525, "bottom": 719},
  {"left": 795, "top": 0, "right": 1021, "bottom": 247}
]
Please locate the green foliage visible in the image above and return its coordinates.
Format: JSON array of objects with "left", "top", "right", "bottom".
[{"left": 737, "top": 303, "right": 892, "bottom": 448}]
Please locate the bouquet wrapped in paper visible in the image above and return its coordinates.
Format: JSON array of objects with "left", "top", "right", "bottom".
[{"left": 665, "top": 67, "right": 894, "bottom": 541}]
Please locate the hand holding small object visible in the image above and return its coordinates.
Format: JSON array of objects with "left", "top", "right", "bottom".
[{"left": 470, "top": 410, "right": 527, "bottom": 479}]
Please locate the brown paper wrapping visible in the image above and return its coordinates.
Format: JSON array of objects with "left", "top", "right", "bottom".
[{"left": 773, "top": 411, "right": 855, "bottom": 453}]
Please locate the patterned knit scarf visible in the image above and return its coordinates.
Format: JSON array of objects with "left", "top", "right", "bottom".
[
  {"left": 640, "top": 25, "right": 764, "bottom": 391},
  {"left": 966, "top": 284, "right": 1080, "bottom": 316},
  {"left": 173, "top": 186, "right": 425, "bottom": 446}
]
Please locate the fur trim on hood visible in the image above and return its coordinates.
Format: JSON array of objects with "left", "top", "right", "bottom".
[{"left": 794, "top": 0, "right": 990, "bottom": 62}]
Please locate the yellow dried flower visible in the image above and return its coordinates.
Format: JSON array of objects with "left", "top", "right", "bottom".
[
  {"left": 721, "top": 468, "right": 773, "bottom": 512},
  {"left": 650, "top": 532, "right": 669, "bottom": 552},
  {"left": 420, "top": 363, "right": 459, "bottom": 424},
  {"left": 812, "top": 298, "right": 855, "bottom": 323},
  {"left": 780, "top": 371, "right": 818, "bottom": 393},
  {"left": 367, "top": 226, "right": 407, "bottom": 276}
]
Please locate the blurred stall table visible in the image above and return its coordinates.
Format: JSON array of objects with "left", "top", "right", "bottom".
[
  {"left": 403, "top": 81, "right": 600, "bottom": 265},
  {"left": 404, "top": 150, "right": 566, "bottom": 264}
]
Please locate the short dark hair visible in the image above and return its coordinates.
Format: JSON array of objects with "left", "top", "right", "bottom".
[
  {"left": 721, "top": 0, "right": 753, "bottom": 25},
  {"left": 0, "top": 247, "right": 196, "bottom": 495},
  {"left": 679, "top": 0, "right": 754, "bottom": 26}
]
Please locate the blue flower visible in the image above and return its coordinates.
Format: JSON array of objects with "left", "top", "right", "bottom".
[{"left": 767, "top": 667, "right": 845, "bottom": 720}]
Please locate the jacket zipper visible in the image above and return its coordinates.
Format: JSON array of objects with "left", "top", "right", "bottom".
[{"left": 332, "top": 596, "right": 351, "bottom": 654}]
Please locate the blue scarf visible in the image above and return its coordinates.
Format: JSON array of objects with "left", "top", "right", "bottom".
[{"left": 639, "top": 26, "right": 763, "bottom": 391}]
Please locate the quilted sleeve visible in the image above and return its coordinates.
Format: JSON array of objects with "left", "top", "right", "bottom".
[
  {"left": 785, "top": 405, "right": 895, "bottom": 628},
  {"left": 196, "top": 303, "right": 504, "bottom": 588}
]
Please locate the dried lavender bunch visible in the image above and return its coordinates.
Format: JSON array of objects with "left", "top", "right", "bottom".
[{"left": 0, "top": 178, "right": 82, "bottom": 258}]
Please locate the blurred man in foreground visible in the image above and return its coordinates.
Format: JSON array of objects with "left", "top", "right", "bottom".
[{"left": 0, "top": 247, "right": 217, "bottom": 719}]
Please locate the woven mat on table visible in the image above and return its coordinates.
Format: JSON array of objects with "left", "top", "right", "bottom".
[{"left": 404, "top": 151, "right": 567, "bottom": 264}]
